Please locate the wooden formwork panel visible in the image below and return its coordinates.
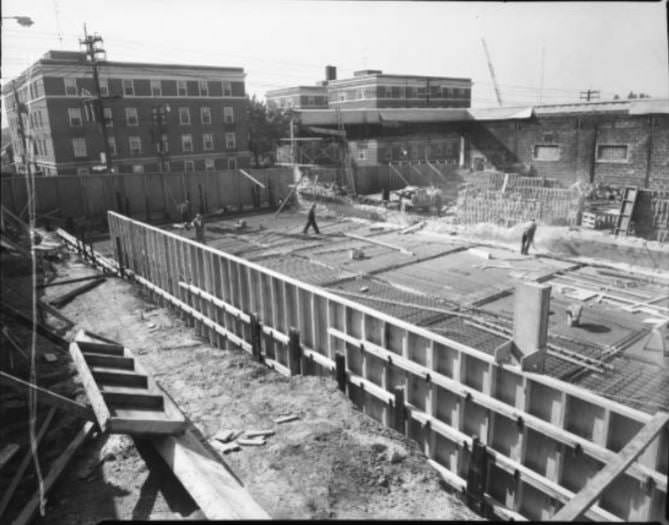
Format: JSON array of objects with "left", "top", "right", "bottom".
[{"left": 107, "top": 211, "right": 668, "bottom": 522}]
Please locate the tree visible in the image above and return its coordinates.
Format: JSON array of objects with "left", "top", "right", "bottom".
[
  {"left": 627, "top": 91, "right": 638, "bottom": 99},
  {"left": 613, "top": 94, "right": 620, "bottom": 100},
  {"left": 247, "top": 95, "right": 291, "bottom": 168}
]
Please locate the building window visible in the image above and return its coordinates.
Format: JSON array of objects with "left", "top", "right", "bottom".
[
  {"left": 164, "top": 160, "right": 171, "bottom": 172},
  {"left": 65, "top": 78, "right": 78, "bottom": 96},
  {"left": 200, "top": 106, "right": 212, "bottom": 125},
  {"left": 597, "top": 144, "right": 629, "bottom": 162},
  {"left": 177, "top": 80, "right": 187, "bottom": 96},
  {"left": 222, "top": 81, "right": 232, "bottom": 96},
  {"left": 223, "top": 106, "right": 234, "bottom": 123},
  {"left": 184, "top": 160, "right": 195, "bottom": 172},
  {"left": 199, "top": 80, "right": 209, "bottom": 96},
  {"left": 99, "top": 79, "right": 109, "bottom": 97},
  {"left": 225, "top": 132, "right": 236, "bottom": 150},
  {"left": 151, "top": 80, "right": 162, "bottom": 97},
  {"left": 227, "top": 157, "right": 237, "bottom": 170},
  {"left": 107, "top": 136, "right": 117, "bottom": 156},
  {"left": 68, "top": 107, "right": 83, "bottom": 127},
  {"left": 37, "top": 111, "right": 44, "bottom": 127},
  {"left": 132, "top": 164, "right": 144, "bottom": 174},
  {"left": 533, "top": 144, "right": 561, "bottom": 161},
  {"left": 204, "top": 158, "right": 215, "bottom": 171},
  {"left": 179, "top": 107, "right": 191, "bottom": 125},
  {"left": 72, "top": 138, "right": 87, "bottom": 158},
  {"left": 125, "top": 107, "right": 139, "bottom": 126},
  {"left": 103, "top": 107, "right": 113, "bottom": 127},
  {"left": 202, "top": 133, "right": 214, "bottom": 151},
  {"left": 122, "top": 79, "right": 134, "bottom": 96},
  {"left": 158, "top": 134, "right": 169, "bottom": 153},
  {"left": 129, "top": 136, "right": 142, "bottom": 155},
  {"left": 181, "top": 134, "right": 193, "bottom": 152},
  {"left": 76, "top": 167, "right": 90, "bottom": 175}
]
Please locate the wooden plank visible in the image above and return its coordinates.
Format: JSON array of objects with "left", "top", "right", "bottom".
[
  {"left": 37, "top": 275, "right": 102, "bottom": 289},
  {"left": 0, "top": 444, "right": 20, "bottom": 472},
  {"left": 37, "top": 300, "right": 75, "bottom": 328},
  {"left": 0, "top": 371, "right": 96, "bottom": 422},
  {"left": 77, "top": 341, "right": 125, "bottom": 356},
  {"left": 83, "top": 352, "right": 135, "bottom": 370},
  {"left": 151, "top": 425, "right": 270, "bottom": 519},
  {"left": 238, "top": 169, "right": 266, "bottom": 189},
  {"left": 343, "top": 232, "right": 415, "bottom": 256},
  {"left": 91, "top": 367, "right": 149, "bottom": 388},
  {"left": 0, "top": 408, "right": 56, "bottom": 517},
  {"left": 552, "top": 411, "right": 669, "bottom": 521},
  {"left": 103, "top": 391, "right": 164, "bottom": 410},
  {"left": 69, "top": 340, "right": 112, "bottom": 433},
  {"left": 0, "top": 301, "right": 68, "bottom": 349},
  {"left": 11, "top": 421, "right": 95, "bottom": 525}
]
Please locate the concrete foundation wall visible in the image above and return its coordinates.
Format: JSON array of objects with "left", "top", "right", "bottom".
[
  {"left": 108, "top": 211, "right": 668, "bottom": 522},
  {"left": 0, "top": 168, "right": 294, "bottom": 226}
]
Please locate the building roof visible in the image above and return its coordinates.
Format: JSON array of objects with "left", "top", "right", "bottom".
[
  {"left": 295, "top": 98, "right": 669, "bottom": 126},
  {"left": 265, "top": 85, "right": 328, "bottom": 97}
]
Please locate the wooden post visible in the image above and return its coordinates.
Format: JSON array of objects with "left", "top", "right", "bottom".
[
  {"left": 115, "top": 191, "right": 123, "bottom": 214},
  {"left": 198, "top": 183, "right": 205, "bottom": 214},
  {"left": 287, "top": 327, "right": 302, "bottom": 375},
  {"left": 335, "top": 352, "right": 346, "bottom": 393},
  {"left": 466, "top": 437, "right": 491, "bottom": 517},
  {"left": 250, "top": 313, "right": 262, "bottom": 362},
  {"left": 393, "top": 385, "right": 406, "bottom": 434},
  {"left": 115, "top": 237, "right": 125, "bottom": 277}
]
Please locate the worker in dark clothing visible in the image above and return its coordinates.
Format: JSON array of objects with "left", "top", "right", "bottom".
[
  {"left": 177, "top": 199, "right": 191, "bottom": 225},
  {"left": 303, "top": 203, "right": 320, "bottom": 235},
  {"left": 192, "top": 213, "right": 206, "bottom": 244},
  {"left": 521, "top": 219, "right": 537, "bottom": 255}
]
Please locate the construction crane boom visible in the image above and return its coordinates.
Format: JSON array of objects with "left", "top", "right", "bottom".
[{"left": 481, "top": 38, "right": 503, "bottom": 107}]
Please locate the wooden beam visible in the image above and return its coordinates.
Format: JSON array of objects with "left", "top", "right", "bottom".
[
  {"left": 49, "top": 277, "right": 106, "bottom": 308},
  {"left": 343, "top": 232, "right": 415, "bottom": 256},
  {"left": 551, "top": 411, "right": 669, "bottom": 521},
  {"left": 0, "top": 302, "right": 68, "bottom": 349},
  {"left": 11, "top": 421, "right": 95, "bottom": 525},
  {"left": 238, "top": 169, "right": 266, "bottom": 189},
  {"left": 37, "top": 274, "right": 103, "bottom": 289},
  {"left": 69, "top": 341, "right": 112, "bottom": 433},
  {"left": 0, "top": 444, "right": 20, "bottom": 472},
  {"left": 388, "top": 163, "right": 410, "bottom": 186},
  {"left": 0, "top": 408, "right": 56, "bottom": 517},
  {"left": 0, "top": 372, "right": 96, "bottom": 422},
  {"left": 37, "top": 299, "right": 75, "bottom": 328}
]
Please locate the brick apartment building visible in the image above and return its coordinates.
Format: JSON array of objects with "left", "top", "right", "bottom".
[
  {"left": 2, "top": 50, "right": 250, "bottom": 176},
  {"left": 265, "top": 66, "right": 472, "bottom": 111}
]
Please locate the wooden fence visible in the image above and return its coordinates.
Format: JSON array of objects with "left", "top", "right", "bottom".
[
  {"left": 1, "top": 169, "right": 295, "bottom": 225},
  {"left": 108, "top": 211, "right": 667, "bottom": 522}
]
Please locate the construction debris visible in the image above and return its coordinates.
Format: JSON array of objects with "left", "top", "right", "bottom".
[
  {"left": 274, "top": 414, "right": 300, "bottom": 424},
  {"left": 237, "top": 437, "right": 266, "bottom": 447},
  {"left": 243, "top": 429, "right": 275, "bottom": 439}
]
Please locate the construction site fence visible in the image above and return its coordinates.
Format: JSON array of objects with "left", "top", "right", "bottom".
[
  {"left": 107, "top": 210, "right": 667, "bottom": 522},
  {"left": 0, "top": 168, "right": 295, "bottom": 227}
]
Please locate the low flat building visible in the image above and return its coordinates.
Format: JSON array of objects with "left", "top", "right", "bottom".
[
  {"left": 265, "top": 85, "right": 328, "bottom": 111},
  {"left": 3, "top": 50, "right": 251, "bottom": 176}
]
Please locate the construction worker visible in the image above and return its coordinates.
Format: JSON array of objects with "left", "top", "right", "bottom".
[
  {"left": 520, "top": 219, "right": 537, "bottom": 255},
  {"left": 566, "top": 303, "right": 583, "bottom": 327},
  {"left": 302, "top": 203, "right": 320, "bottom": 235},
  {"left": 191, "top": 213, "right": 206, "bottom": 244}
]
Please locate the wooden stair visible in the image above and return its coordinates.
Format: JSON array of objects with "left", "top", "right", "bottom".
[
  {"left": 70, "top": 329, "right": 185, "bottom": 435},
  {"left": 613, "top": 186, "right": 639, "bottom": 236}
]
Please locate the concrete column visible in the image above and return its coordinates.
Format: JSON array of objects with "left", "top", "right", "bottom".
[{"left": 512, "top": 281, "right": 551, "bottom": 372}]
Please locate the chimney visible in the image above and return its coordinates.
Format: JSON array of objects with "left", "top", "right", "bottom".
[
  {"left": 511, "top": 282, "right": 551, "bottom": 372},
  {"left": 325, "top": 65, "right": 337, "bottom": 82}
]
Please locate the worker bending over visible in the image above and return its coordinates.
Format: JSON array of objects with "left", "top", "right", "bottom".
[
  {"left": 303, "top": 203, "right": 320, "bottom": 235},
  {"left": 520, "top": 219, "right": 537, "bottom": 255}
]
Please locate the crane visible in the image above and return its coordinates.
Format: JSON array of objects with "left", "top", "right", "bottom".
[{"left": 481, "top": 37, "right": 503, "bottom": 107}]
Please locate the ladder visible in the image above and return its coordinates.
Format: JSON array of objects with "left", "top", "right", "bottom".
[
  {"left": 70, "top": 329, "right": 186, "bottom": 435},
  {"left": 613, "top": 186, "right": 639, "bottom": 236}
]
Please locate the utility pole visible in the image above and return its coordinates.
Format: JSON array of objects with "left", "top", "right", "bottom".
[
  {"left": 80, "top": 24, "right": 113, "bottom": 173},
  {"left": 579, "top": 89, "right": 600, "bottom": 102}
]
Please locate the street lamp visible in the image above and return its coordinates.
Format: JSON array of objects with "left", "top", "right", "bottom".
[{"left": 2, "top": 16, "right": 34, "bottom": 27}]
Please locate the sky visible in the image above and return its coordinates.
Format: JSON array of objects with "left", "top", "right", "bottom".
[{"left": 1, "top": 0, "right": 668, "bottom": 127}]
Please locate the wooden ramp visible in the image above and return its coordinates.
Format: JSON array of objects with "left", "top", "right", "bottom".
[{"left": 70, "top": 329, "right": 186, "bottom": 435}]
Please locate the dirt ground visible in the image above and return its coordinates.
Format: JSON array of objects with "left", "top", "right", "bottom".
[{"left": 13, "top": 253, "right": 478, "bottom": 522}]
